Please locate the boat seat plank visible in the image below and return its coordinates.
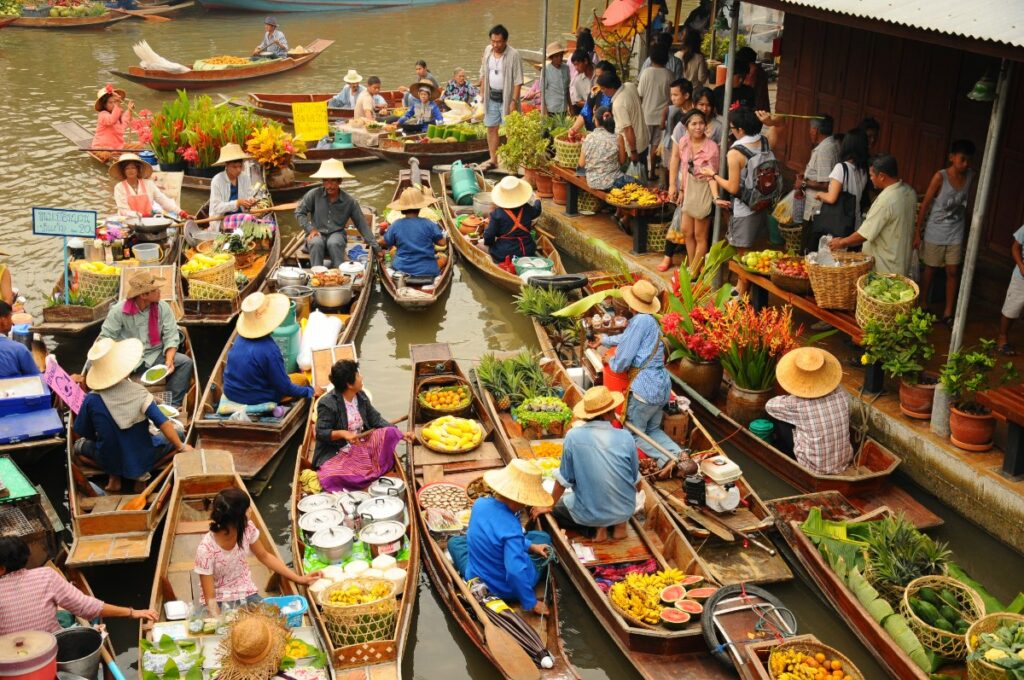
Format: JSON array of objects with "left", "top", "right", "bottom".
[
  {"left": 422, "top": 465, "right": 444, "bottom": 486},
  {"left": 83, "top": 496, "right": 125, "bottom": 514},
  {"left": 170, "top": 533, "right": 203, "bottom": 565},
  {"left": 566, "top": 524, "right": 651, "bottom": 566},
  {"left": 177, "top": 520, "right": 210, "bottom": 535},
  {"left": 167, "top": 571, "right": 191, "bottom": 603},
  {"left": 412, "top": 438, "right": 502, "bottom": 465},
  {"left": 695, "top": 540, "right": 793, "bottom": 586},
  {"left": 68, "top": 534, "right": 152, "bottom": 566},
  {"left": 848, "top": 486, "right": 942, "bottom": 529}
]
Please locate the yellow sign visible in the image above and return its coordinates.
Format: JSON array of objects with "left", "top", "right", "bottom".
[{"left": 291, "top": 101, "right": 329, "bottom": 143}]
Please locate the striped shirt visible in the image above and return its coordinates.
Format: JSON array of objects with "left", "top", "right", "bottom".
[
  {"left": 604, "top": 313, "right": 670, "bottom": 405},
  {"left": 0, "top": 568, "right": 104, "bottom": 635},
  {"left": 765, "top": 388, "right": 853, "bottom": 475}
]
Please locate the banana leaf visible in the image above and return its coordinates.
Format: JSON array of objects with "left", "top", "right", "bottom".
[
  {"left": 946, "top": 562, "right": 1010, "bottom": 614},
  {"left": 867, "top": 597, "right": 895, "bottom": 623},
  {"left": 883, "top": 613, "right": 932, "bottom": 672},
  {"left": 552, "top": 289, "right": 620, "bottom": 318},
  {"left": 801, "top": 508, "right": 869, "bottom": 574}
]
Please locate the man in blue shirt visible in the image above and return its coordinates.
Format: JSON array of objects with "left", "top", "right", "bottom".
[
  {"left": 535, "top": 385, "right": 639, "bottom": 541},
  {"left": 569, "top": 61, "right": 616, "bottom": 133},
  {"left": 379, "top": 186, "right": 445, "bottom": 278},
  {"left": 251, "top": 16, "right": 288, "bottom": 60},
  {"left": 329, "top": 70, "right": 366, "bottom": 110},
  {"left": 0, "top": 301, "right": 37, "bottom": 379}
]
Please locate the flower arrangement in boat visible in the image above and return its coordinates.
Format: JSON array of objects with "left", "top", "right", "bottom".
[
  {"left": 662, "top": 305, "right": 722, "bottom": 362},
  {"left": 245, "top": 125, "right": 307, "bottom": 170},
  {"left": 660, "top": 240, "right": 735, "bottom": 364},
  {"left": 148, "top": 91, "right": 269, "bottom": 168},
  {"left": 705, "top": 301, "right": 801, "bottom": 391}
]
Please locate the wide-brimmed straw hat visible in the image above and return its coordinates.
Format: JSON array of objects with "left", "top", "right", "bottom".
[
  {"left": 94, "top": 84, "right": 126, "bottom": 112},
  {"left": 546, "top": 41, "right": 568, "bottom": 59},
  {"left": 343, "top": 69, "right": 363, "bottom": 84},
  {"left": 108, "top": 153, "right": 153, "bottom": 181},
  {"left": 124, "top": 270, "right": 164, "bottom": 299},
  {"left": 214, "top": 143, "right": 253, "bottom": 166},
  {"left": 775, "top": 347, "right": 843, "bottom": 399},
  {"left": 216, "top": 604, "right": 288, "bottom": 680},
  {"left": 237, "top": 292, "right": 290, "bottom": 339},
  {"left": 491, "top": 176, "right": 533, "bottom": 209},
  {"left": 387, "top": 186, "right": 437, "bottom": 212},
  {"left": 572, "top": 385, "right": 625, "bottom": 420},
  {"left": 309, "top": 158, "right": 354, "bottom": 180},
  {"left": 408, "top": 78, "right": 440, "bottom": 99},
  {"left": 619, "top": 279, "right": 660, "bottom": 315},
  {"left": 483, "top": 459, "right": 553, "bottom": 508},
  {"left": 86, "top": 338, "right": 143, "bottom": 391}
]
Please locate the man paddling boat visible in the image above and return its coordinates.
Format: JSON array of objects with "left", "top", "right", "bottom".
[
  {"left": 295, "top": 159, "right": 374, "bottom": 268},
  {"left": 252, "top": 16, "right": 287, "bottom": 60}
]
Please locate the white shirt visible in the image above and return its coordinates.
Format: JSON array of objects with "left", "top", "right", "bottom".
[
  {"left": 488, "top": 53, "right": 504, "bottom": 91},
  {"left": 804, "top": 136, "right": 841, "bottom": 221},
  {"left": 827, "top": 161, "right": 868, "bottom": 229}
]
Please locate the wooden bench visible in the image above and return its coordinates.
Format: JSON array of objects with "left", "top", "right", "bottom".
[
  {"left": 547, "top": 164, "right": 669, "bottom": 254},
  {"left": 977, "top": 383, "right": 1024, "bottom": 478}
]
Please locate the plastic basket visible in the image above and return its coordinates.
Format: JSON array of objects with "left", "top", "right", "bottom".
[
  {"left": 768, "top": 639, "right": 865, "bottom": 680},
  {"left": 318, "top": 578, "right": 397, "bottom": 648},
  {"left": 900, "top": 575, "right": 984, "bottom": 660},
  {"left": 185, "top": 256, "right": 236, "bottom": 288},
  {"left": 578, "top": 192, "right": 601, "bottom": 214},
  {"left": 187, "top": 278, "right": 238, "bottom": 301},
  {"left": 646, "top": 222, "right": 669, "bottom": 253},
  {"left": 770, "top": 258, "right": 811, "bottom": 295},
  {"left": 77, "top": 267, "right": 121, "bottom": 301},
  {"left": 967, "top": 613, "right": 1024, "bottom": 680},
  {"left": 779, "top": 223, "right": 804, "bottom": 255},
  {"left": 553, "top": 133, "right": 586, "bottom": 168},
  {"left": 807, "top": 252, "right": 874, "bottom": 311},
  {"left": 855, "top": 273, "right": 920, "bottom": 331},
  {"left": 263, "top": 594, "right": 308, "bottom": 628}
]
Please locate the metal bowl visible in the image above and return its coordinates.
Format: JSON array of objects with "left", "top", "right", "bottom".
[
  {"left": 314, "top": 284, "right": 352, "bottom": 309},
  {"left": 276, "top": 266, "right": 309, "bottom": 288},
  {"left": 136, "top": 216, "right": 173, "bottom": 234}
]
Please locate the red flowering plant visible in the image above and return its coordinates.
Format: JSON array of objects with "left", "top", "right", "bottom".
[
  {"left": 148, "top": 90, "right": 191, "bottom": 165},
  {"left": 705, "top": 301, "right": 802, "bottom": 391},
  {"left": 661, "top": 240, "right": 736, "bottom": 363}
]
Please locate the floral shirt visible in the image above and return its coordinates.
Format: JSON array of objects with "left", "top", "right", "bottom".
[
  {"left": 443, "top": 79, "right": 478, "bottom": 104},
  {"left": 343, "top": 396, "right": 363, "bottom": 434},
  {"left": 581, "top": 128, "right": 624, "bottom": 191},
  {"left": 194, "top": 520, "right": 260, "bottom": 604}
]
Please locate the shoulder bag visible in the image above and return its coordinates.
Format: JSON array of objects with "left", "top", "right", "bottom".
[{"left": 813, "top": 162, "right": 857, "bottom": 238}]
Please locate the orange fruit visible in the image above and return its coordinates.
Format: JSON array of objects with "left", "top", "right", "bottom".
[
  {"left": 831, "top": 660, "right": 842, "bottom": 671},
  {"left": 815, "top": 653, "right": 826, "bottom": 664},
  {"left": 804, "top": 658, "right": 818, "bottom": 668}
]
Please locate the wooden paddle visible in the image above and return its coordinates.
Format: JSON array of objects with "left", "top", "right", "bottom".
[
  {"left": 110, "top": 7, "right": 171, "bottom": 22},
  {"left": 657, "top": 488, "right": 734, "bottom": 541},
  {"left": 176, "top": 202, "right": 300, "bottom": 227},
  {"left": 122, "top": 462, "right": 174, "bottom": 511}
]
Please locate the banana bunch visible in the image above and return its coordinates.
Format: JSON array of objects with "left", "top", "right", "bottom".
[
  {"left": 181, "top": 252, "right": 233, "bottom": 277},
  {"left": 606, "top": 183, "right": 661, "bottom": 207},
  {"left": 77, "top": 261, "right": 119, "bottom": 276},
  {"left": 608, "top": 569, "right": 687, "bottom": 625},
  {"left": 299, "top": 469, "right": 321, "bottom": 494}
]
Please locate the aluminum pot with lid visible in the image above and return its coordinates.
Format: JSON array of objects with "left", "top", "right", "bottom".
[
  {"left": 358, "top": 520, "right": 406, "bottom": 558},
  {"left": 310, "top": 525, "right": 354, "bottom": 564},
  {"left": 276, "top": 266, "right": 310, "bottom": 288},
  {"left": 298, "top": 507, "right": 344, "bottom": 534},
  {"left": 357, "top": 496, "right": 405, "bottom": 526},
  {"left": 297, "top": 493, "right": 335, "bottom": 514},
  {"left": 368, "top": 476, "right": 406, "bottom": 498}
]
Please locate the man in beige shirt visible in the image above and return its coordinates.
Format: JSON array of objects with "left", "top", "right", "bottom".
[
  {"left": 830, "top": 154, "right": 916, "bottom": 275},
  {"left": 597, "top": 72, "right": 649, "bottom": 169}
]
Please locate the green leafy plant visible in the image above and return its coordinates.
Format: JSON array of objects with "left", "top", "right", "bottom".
[
  {"left": 497, "top": 111, "right": 550, "bottom": 171},
  {"left": 861, "top": 308, "right": 936, "bottom": 384},
  {"left": 46, "top": 290, "right": 98, "bottom": 308},
  {"left": 661, "top": 240, "right": 736, "bottom": 363},
  {"left": 939, "top": 338, "right": 1018, "bottom": 410},
  {"left": 700, "top": 32, "right": 748, "bottom": 62},
  {"left": 140, "top": 634, "right": 203, "bottom": 680},
  {"left": 865, "top": 514, "right": 950, "bottom": 602},
  {"left": 477, "top": 350, "right": 558, "bottom": 408}
]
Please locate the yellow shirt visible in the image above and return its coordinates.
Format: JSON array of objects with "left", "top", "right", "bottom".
[{"left": 857, "top": 181, "right": 916, "bottom": 275}]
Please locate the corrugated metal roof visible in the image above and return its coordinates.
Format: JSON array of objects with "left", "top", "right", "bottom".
[{"left": 775, "top": 0, "right": 1024, "bottom": 49}]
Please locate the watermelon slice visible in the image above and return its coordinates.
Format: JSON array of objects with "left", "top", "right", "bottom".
[
  {"left": 660, "top": 585, "right": 687, "bottom": 605},
  {"left": 680, "top": 575, "right": 704, "bottom": 587},
  {"left": 659, "top": 608, "right": 691, "bottom": 630},
  {"left": 685, "top": 587, "right": 718, "bottom": 600},
  {"left": 675, "top": 599, "right": 704, "bottom": 615}
]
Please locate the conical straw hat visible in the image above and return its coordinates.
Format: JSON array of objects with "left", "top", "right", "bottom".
[
  {"left": 214, "top": 143, "right": 253, "bottom": 166},
  {"left": 310, "top": 158, "right": 355, "bottom": 179},
  {"left": 387, "top": 186, "right": 437, "bottom": 212},
  {"left": 483, "top": 459, "right": 553, "bottom": 507},
  {"left": 775, "top": 347, "right": 842, "bottom": 399},
  {"left": 109, "top": 153, "right": 153, "bottom": 181},
  {"left": 572, "top": 385, "right": 624, "bottom": 420},
  {"left": 86, "top": 338, "right": 143, "bottom": 390},
  {"left": 237, "top": 292, "right": 290, "bottom": 339},
  {"left": 619, "top": 279, "right": 660, "bottom": 314}
]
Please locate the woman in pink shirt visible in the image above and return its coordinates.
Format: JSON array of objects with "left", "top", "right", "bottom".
[
  {"left": 665, "top": 109, "right": 720, "bottom": 272},
  {"left": 92, "top": 84, "right": 133, "bottom": 158}
]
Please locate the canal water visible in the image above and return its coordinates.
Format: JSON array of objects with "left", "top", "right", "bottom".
[{"left": 3, "top": 2, "right": 1022, "bottom": 677}]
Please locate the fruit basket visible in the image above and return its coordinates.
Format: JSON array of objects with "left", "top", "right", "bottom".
[
  {"left": 855, "top": 272, "right": 919, "bottom": 331},
  {"left": 734, "top": 250, "right": 784, "bottom": 275},
  {"left": 768, "top": 639, "right": 865, "bottom": 680},
  {"left": 418, "top": 416, "right": 484, "bottom": 454},
  {"left": 318, "top": 577, "right": 397, "bottom": 648},
  {"left": 77, "top": 262, "right": 122, "bottom": 301},
  {"left": 807, "top": 252, "right": 873, "bottom": 311},
  {"left": 417, "top": 376, "right": 473, "bottom": 418},
  {"left": 416, "top": 481, "right": 470, "bottom": 513},
  {"left": 900, "top": 575, "right": 984, "bottom": 660},
  {"left": 966, "top": 612, "right": 1024, "bottom": 680},
  {"left": 770, "top": 257, "right": 811, "bottom": 295},
  {"left": 553, "top": 131, "right": 587, "bottom": 168}
]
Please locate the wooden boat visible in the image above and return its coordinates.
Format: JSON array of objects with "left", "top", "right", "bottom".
[
  {"left": 406, "top": 343, "right": 580, "bottom": 679},
  {"left": 0, "top": 339, "right": 66, "bottom": 467},
  {"left": 0, "top": 16, "right": 17, "bottom": 28},
  {"left": 293, "top": 146, "right": 379, "bottom": 171},
  {"left": 376, "top": 167, "right": 454, "bottom": 311},
  {"left": 126, "top": 1, "right": 195, "bottom": 15},
  {"left": 172, "top": 169, "right": 318, "bottom": 203},
  {"left": 438, "top": 169, "right": 566, "bottom": 293},
  {"left": 65, "top": 327, "right": 200, "bottom": 568},
  {"left": 197, "top": 0, "right": 452, "bottom": 12},
  {"left": 242, "top": 91, "right": 404, "bottom": 124},
  {"left": 111, "top": 39, "right": 334, "bottom": 91},
  {"left": 9, "top": 11, "right": 130, "bottom": 28},
  {"left": 735, "top": 634, "right": 867, "bottom": 680},
  {"left": 366, "top": 134, "right": 492, "bottom": 169}
]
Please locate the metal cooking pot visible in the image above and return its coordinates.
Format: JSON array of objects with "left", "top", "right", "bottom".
[
  {"left": 136, "top": 216, "right": 173, "bottom": 235},
  {"left": 310, "top": 525, "right": 354, "bottom": 563},
  {"left": 279, "top": 285, "right": 313, "bottom": 320},
  {"left": 314, "top": 283, "right": 353, "bottom": 309},
  {"left": 298, "top": 507, "right": 344, "bottom": 534},
  {"left": 357, "top": 496, "right": 405, "bottom": 526},
  {"left": 368, "top": 476, "right": 406, "bottom": 498},
  {"left": 276, "top": 266, "right": 310, "bottom": 288},
  {"left": 297, "top": 493, "right": 335, "bottom": 514},
  {"left": 358, "top": 520, "right": 406, "bottom": 558}
]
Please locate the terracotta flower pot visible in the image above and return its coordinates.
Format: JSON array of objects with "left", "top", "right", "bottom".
[
  {"left": 949, "top": 403, "right": 996, "bottom": 452},
  {"left": 523, "top": 167, "right": 539, "bottom": 189},
  {"left": 898, "top": 372, "right": 938, "bottom": 420},
  {"left": 534, "top": 171, "right": 553, "bottom": 198},
  {"left": 725, "top": 384, "right": 774, "bottom": 426},
  {"left": 668, "top": 357, "right": 723, "bottom": 400},
  {"left": 551, "top": 177, "right": 568, "bottom": 205}
]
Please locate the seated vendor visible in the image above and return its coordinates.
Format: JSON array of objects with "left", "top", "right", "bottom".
[
  {"left": 397, "top": 80, "right": 442, "bottom": 133},
  {"left": 99, "top": 271, "right": 192, "bottom": 407},
  {"left": 0, "top": 258, "right": 13, "bottom": 305},
  {"left": 443, "top": 67, "right": 478, "bottom": 104},
  {"left": 222, "top": 292, "right": 318, "bottom": 406},
  {"left": 533, "top": 386, "right": 639, "bottom": 540},
  {"left": 483, "top": 176, "right": 541, "bottom": 264},
  {"left": 765, "top": 347, "right": 853, "bottom": 475},
  {"left": 353, "top": 76, "right": 390, "bottom": 121},
  {"left": 579, "top": 106, "right": 628, "bottom": 191},
  {"left": 0, "top": 301, "right": 37, "bottom": 379},
  {"left": 110, "top": 153, "right": 187, "bottom": 219},
  {"left": 209, "top": 143, "right": 266, "bottom": 232},
  {"left": 251, "top": 16, "right": 287, "bottom": 59},
  {"left": 449, "top": 459, "right": 553, "bottom": 616},
  {"left": 296, "top": 159, "right": 375, "bottom": 268},
  {"left": 0, "top": 535, "right": 157, "bottom": 635},
  {"left": 328, "top": 70, "right": 365, "bottom": 109},
  {"left": 378, "top": 186, "right": 445, "bottom": 278},
  {"left": 73, "top": 338, "right": 191, "bottom": 493}
]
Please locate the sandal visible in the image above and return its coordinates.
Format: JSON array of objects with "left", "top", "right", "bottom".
[
  {"left": 476, "top": 160, "right": 495, "bottom": 172},
  {"left": 1000, "top": 343, "right": 1018, "bottom": 356},
  {"left": 656, "top": 261, "right": 672, "bottom": 272},
  {"left": 942, "top": 315, "right": 955, "bottom": 327}
]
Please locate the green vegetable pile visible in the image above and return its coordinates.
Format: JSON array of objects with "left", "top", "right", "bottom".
[
  {"left": 909, "top": 587, "right": 972, "bottom": 635},
  {"left": 513, "top": 396, "right": 571, "bottom": 425},
  {"left": 968, "top": 620, "right": 1024, "bottom": 676},
  {"left": 863, "top": 272, "right": 916, "bottom": 303}
]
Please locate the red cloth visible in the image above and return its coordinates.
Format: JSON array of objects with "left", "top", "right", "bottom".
[
  {"left": 602, "top": 346, "right": 648, "bottom": 460},
  {"left": 122, "top": 299, "right": 161, "bottom": 347}
]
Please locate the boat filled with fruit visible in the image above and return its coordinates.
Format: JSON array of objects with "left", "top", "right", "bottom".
[
  {"left": 370, "top": 123, "right": 493, "bottom": 168},
  {"left": 8, "top": 0, "right": 130, "bottom": 27}
]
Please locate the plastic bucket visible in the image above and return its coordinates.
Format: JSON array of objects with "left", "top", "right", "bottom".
[
  {"left": 133, "top": 243, "right": 161, "bottom": 264},
  {"left": 749, "top": 419, "right": 775, "bottom": 442},
  {"left": 450, "top": 161, "right": 480, "bottom": 206},
  {"left": 54, "top": 628, "right": 102, "bottom": 680},
  {"left": 138, "top": 150, "right": 159, "bottom": 167},
  {"left": 513, "top": 257, "right": 554, "bottom": 276}
]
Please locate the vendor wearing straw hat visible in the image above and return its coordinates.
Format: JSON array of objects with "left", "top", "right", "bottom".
[
  {"left": 589, "top": 279, "right": 682, "bottom": 477},
  {"left": 222, "top": 293, "right": 321, "bottom": 408},
  {"left": 296, "top": 159, "right": 374, "bottom": 268},
  {"left": 252, "top": 16, "right": 288, "bottom": 60},
  {"left": 328, "top": 69, "right": 366, "bottom": 109},
  {"left": 448, "top": 459, "right": 554, "bottom": 616},
  {"left": 210, "top": 143, "right": 265, "bottom": 232},
  {"left": 73, "top": 338, "right": 192, "bottom": 494},
  {"left": 91, "top": 83, "right": 133, "bottom": 158},
  {"left": 765, "top": 347, "right": 852, "bottom": 474},
  {"left": 110, "top": 153, "right": 187, "bottom": 220},
  {"left": 482, "top": 176, "right": 541, "bottom": 265},
  {"left": 396, "top": 79, "right": 443, "bottom": 133},
  {"left": 215, "top": 604, "right": 289, "bottom": 680},
  {"left": 533, "top": 386, "right": 639, "bottom": 541},
  {"left": 98, "top": 270, "right": 192, "bottom": 407},
  {"left": 378, "top": 186, "right": 446, "bottom": 278}
]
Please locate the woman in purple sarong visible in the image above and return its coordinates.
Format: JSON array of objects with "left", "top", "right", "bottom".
[{"left": 314, "top": 359, "right": 412, "bottom": 491}]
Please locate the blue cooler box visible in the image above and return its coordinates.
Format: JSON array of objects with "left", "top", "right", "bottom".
[
  {"left": 0, "top": 377, "right": 52, "bottom": 417},
  {"left": 0, "top": 408, "right": 63, "bottom": 445}
]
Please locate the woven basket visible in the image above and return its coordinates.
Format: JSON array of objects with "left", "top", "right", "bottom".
[
  {"left": 779, "top": 223, "right": 804, "bottom": 255},
  {"left": 862, "top": 561, "right": 907, "bottom": 607},
  {"left": 855, "top": 273, "right": 920, "bottom": 331},
  {"left": 185, "top": 256, "right": 236, "bottom": 288},
  {"left": 553, "top": 133, "right": 586, "bottom": 168},
  {"left": 318, "top": 578, "right": 398, "bottom": 648},
  {"left": 900, "top": 575, "right": 984, "bottom": 660},
  {"left": 188, "top": 278, "right": 238, "bottom": 301},
  {"left": 646, "top": 222, "right": 669, "bottom": 253},
  {"left": 768, "top": 639, "right": 865, "bottom": 680},
  {"left": 578, "top": 192, "right": 601, "bottom": 214},
  {"left": 77, "top": 268, "right": 121, "bottom": 301},
  {"left": 770, "top": 258, "right": 811, "bottom": 295},
  {"left": 807, "top": 252, "right": 874, "bottom": 311},
  {"left": 417, "top": 375, "right": 473, "bottom": 419},
  {"left": 967, "top": 613, "right": 1024, "bottom": 680}
]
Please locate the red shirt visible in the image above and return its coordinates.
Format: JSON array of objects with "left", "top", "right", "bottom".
[{"left": 0, "top": 568, "right": 104, "bottom": 634}]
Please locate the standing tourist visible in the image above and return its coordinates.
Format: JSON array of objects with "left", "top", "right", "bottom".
[
  {"left": 91, "top": 84, "right": 132, "bottom": 156},
  {"left": 997, "top": 224, "right": 1024, "bottom": 356},
  {"left": 676, "top": 28, "right": 709, "bottom": 89},
  {"left": 251, "top": 16, "right": 287, "bottom": 59},
  {"left": 711, "top": 54, "right": 755, "bottom": 113},
  {"left": 640, "top": 33, "right": 683, "bottom": 81},
  {"left": 816, "top": 128, "right": 870, "bottom": 235},
  {"left": 328, "top": 70, "right": 365, "bottom": 110},
  {"left": 800, "top": 115, "right": 840, "bottom": 226},
  {"left": 443, "top": 68, "right": 478, "bottom": 104},
  {"left": 568, "top": 62, "right": 615, "bottom": 133},
  {"left": 478, "top": 24, "right": 524, "bottom": 171},
  {"left": 661, "top": 78, "right": 693, "bottom": 168},
  {"left": 692, "top": 86, "right": 723, "bottom": 145},
  {"left": 542, "top": 42, "right": 571, "bottom": 115},
  {"left": 736, "top": 46, "right": 771, "bottom": 112},
  {"left": 665, "top": 109, "right": 719, "bottom": 272},
  {"left": 110, "top": 153, "right": 186, "bottom": 219},
  {"left": 597, "top": 73, "right": 649, "bottom": 179},
  {"left": 569, "top": 50, "right": 595, "bottom": 113},
  {"left": 296, "top": 159, "right": 374, "bottom": 268},
  {"left": 637, "top": 44, "right": 674, "bottom": 179}
]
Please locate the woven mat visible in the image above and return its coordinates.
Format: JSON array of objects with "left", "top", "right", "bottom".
[{"left": 413, "top": 439, "right": 503, "bottom": 466}]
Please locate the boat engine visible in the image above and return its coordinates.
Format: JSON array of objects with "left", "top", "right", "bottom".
[{"left": 699, "top": 456, "right": 743, "bottom": 513}]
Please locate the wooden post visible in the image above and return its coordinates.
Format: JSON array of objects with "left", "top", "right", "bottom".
[
  {"left": 673, "top": 0, "right": 683, "bottom": 35},
  {"left": 572, "top": 0, "right": 581, "bottom": 34}
]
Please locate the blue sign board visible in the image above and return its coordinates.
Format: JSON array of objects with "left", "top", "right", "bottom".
[{"left": 32, "top": 207, "right": 97, "bottom": 238}]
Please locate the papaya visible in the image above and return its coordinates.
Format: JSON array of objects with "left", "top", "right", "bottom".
[
  {"left": 932, "top": 617, "right": 954, "bottom": 633},
  {"left": 939, "top": 605, "right": 961, "bottom": 623},
  {"left": 939, "top": 589, "right": 960, "bottom": 610}
]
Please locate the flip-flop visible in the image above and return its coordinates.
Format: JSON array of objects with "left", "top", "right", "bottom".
[
  {"left": 1000, "top": 343, "right": 1017, "bottom": 356},
  {"left": 656, "top": 262, "right": 671, "bottom": 272},
  {"left": 476, "top": 160, "right": 495, "bottom": 171}
]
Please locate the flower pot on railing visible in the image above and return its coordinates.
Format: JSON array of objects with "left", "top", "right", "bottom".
[
  {"left": 551, "top": 176, "right": 568, "bottom": 205},
  {"left": 267, "top": 165, "right": 295, "bottom": 189},
  {"left": 668, "top": 357, "right": 723, "bottom": 400},
  {"left": 725, "top": 384, "right": 774, "bottom": 426},
  {"left": 534, "top": 171, "right": 553, "bottom": 198},
  {"left": 949, "top": 403, "right": 995, "bottom": 452},
  {"left": 523, "top": 167, "right": 539, "bottom": 189},
  {"left": 158, "top": 160, "right": 186, "bottom": 173},
  {"left": 898, "top": 371, "right": 939, "bottom": 420}
]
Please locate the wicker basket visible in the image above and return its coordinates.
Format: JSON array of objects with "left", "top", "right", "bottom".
[
  {"left": 417, "top": 376, "right": 473, "bottom": 419},
  {"left": 646, "top": 222, "right": 669, "bottom": 253},
  {"left": 578, "top": 192, "right": 601, "bottom": 214},
  {"left": 770, "top": 258, "right": 811, "bottom": 295},
  {"left": 855, "top": 273, "right": 920, "bottom": 331},
  {"left": 553, "top": 133, "right": 586, "bottom": 168},
  {"left": 318, "top": 578, "right": 398, "bottom": 648},
  {"left": 188, "top": 278, "right": 238, "bottom": 301},
  {"left": 77, "top": 267, "right": 121, "bottom": 301},
  {"left": 966, "top": 613, "right": 1024, "bottom": 680},
  {"left": 779, "top": 223, "right": 804, "bottom": 255},
  {"left": 768, "top": 639, "right": 865, "bottom": 680},
  {"left": 807, "top": 252, "right": 874, "bottom": 311},
  {"left": 900, "top": 575, "right": 984, "bottom": 660},
  {"left": 185, "top": 256, "right": 236, "bottom": 288}
]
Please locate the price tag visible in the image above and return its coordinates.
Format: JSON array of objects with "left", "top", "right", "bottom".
[
  {"left": 291, "top": 101, "right": 329, "bottom": 143},
  {"left": 32, "top": 207, "right": 97, "bottom": 238}
]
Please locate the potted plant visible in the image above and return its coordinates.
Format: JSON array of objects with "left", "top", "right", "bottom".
[
  {"left": 148, "top": 91, "right": 191, "bottom": 171},
  {"left": 939, "top": 339, "right": 1018, "bottom": 451},
  {"left": 497, "top": 111, "right": 549, "bottom": 188},
  {"left": 861, "top": 309, "right": 938, "bottom": 419}
]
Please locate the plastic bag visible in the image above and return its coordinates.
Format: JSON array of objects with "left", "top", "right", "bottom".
[
  {"left": 625, "top": 161, "right": 648, "bottom": 184},
  {"left": 772, "top": 190, "right": 795, "bottom": 225},
  {"left": 908, "top": 248, "right": 921, "bottom": 282},
  {"left": 806, "top": 234, "right": 838, "bottom": 266}
]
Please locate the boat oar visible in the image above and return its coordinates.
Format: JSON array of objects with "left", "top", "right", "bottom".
[
  {"left": 110, "top": 7, "right": 171, "bottom": 22},
  {"left": 623, "top": 421, "right": 697, "bottom": 475},
  {"left": 655, "top": 487, "right": 734, "bottom": 541},
  {"left": 175, "top": 202, "right": 300, "bottom": 227},
  {"left": 695, "top": 506, "right": 777, "bottom": 556},
  {"left": 122, "top": 463, "right": 173, "bottom": 511},
  {"left": 100, "top": 647, "right": 127, "bottom": 680}
]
